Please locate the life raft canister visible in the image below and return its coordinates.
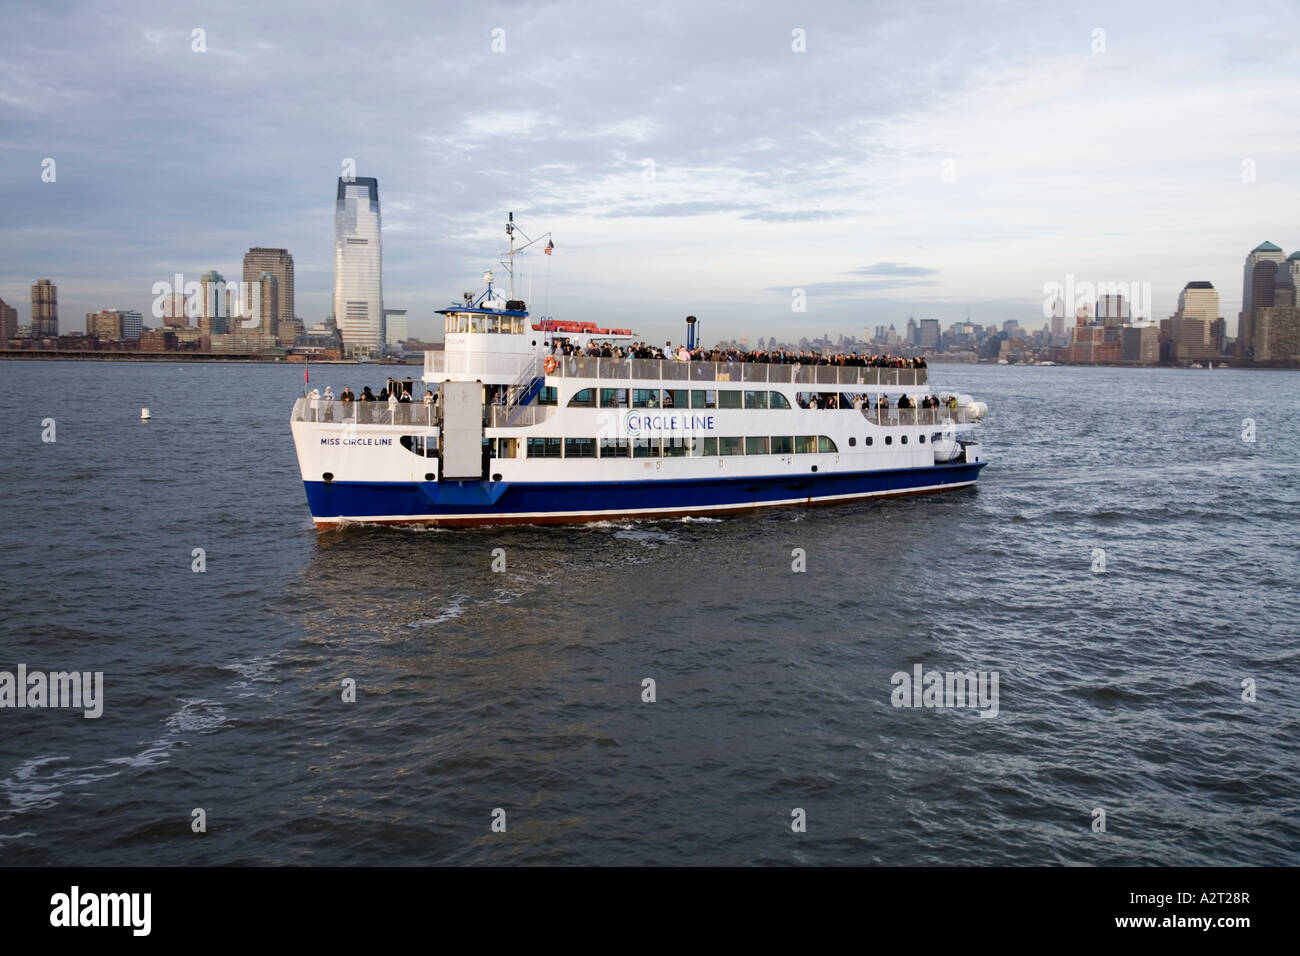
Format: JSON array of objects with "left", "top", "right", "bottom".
[{"left": 544, "top": 356, "right": 558, "bottom": 374}]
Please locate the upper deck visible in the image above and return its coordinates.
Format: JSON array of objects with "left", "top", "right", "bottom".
[{"left": 424, "top": 352, "right": 928, "bottom": 388}]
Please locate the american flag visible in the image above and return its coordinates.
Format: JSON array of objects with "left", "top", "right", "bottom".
[{"left": 544, "top": 240, "right": 553, "bottom": 256}]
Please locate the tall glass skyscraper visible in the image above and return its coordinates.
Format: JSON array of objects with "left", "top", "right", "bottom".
[{"left": 333, "top": 176, "right": 384, "bottom": 356}]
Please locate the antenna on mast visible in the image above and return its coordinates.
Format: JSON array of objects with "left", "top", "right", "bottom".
[{"left": 499, "top": 212, "right": 552, "bottom": 304}]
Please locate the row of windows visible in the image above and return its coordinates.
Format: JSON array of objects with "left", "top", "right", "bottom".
[
  {"left": 444, "top": 313, "right": 528, "bottom": 335},
  {"left": 562, "top": 388, "right": 792, "bottom": 409},
  {"left": 523, "top": 435, "right": 839, "bottom": 458}
]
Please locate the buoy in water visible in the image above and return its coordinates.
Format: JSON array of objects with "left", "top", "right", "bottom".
[{"left": 140, "top": 407, "right": 151, "bottom": 421}]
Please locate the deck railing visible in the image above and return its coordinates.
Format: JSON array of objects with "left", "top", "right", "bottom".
[
  {"left": 423, "top": 351, "right": 927, "bottom": 387},
  {"left": 548, "top": 357, "right": 927, "bottom": 387},
  {"left": 291, "top": 397, "right": 439, "bottom": 427},
  {"left": 292, "top": 395, "right": 974, "bottom": 429}
]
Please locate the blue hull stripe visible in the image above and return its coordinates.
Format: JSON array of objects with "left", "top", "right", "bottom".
[{"left": 303, "top": 462, "right": 987, "bottom": 523}]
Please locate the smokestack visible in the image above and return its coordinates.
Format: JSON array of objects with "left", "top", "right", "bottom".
[{"left": 685, "top": 315, "right": 697, "bottom": 351}]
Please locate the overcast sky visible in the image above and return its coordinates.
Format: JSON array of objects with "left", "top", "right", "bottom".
[{"left": 2, "top": 0, "right": 1298, "bottom": 343}]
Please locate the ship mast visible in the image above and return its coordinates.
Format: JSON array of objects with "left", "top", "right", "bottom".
[{"left": 500, "top": 212, "right": 551, "bottom": 302}]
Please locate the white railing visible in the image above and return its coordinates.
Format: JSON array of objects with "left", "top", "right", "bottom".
[
  {"left": 546, "top": 357, "right": 928, "bottom": 387},
  {"left": 291, "top": 397, "right": 438, "bottom": 427},
  {"left": 489, "top": 404, "right": 558, "bottom": 427},
  {"left": 423, "top": 350, "right": 536, "bottom": 379}
]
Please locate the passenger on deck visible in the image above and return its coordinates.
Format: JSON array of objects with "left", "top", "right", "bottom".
[{"left": 340, "top": 387, "right": 354, "bottom": 403}]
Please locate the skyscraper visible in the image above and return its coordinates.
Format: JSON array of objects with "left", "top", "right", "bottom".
[
  {"left": 242, "top": 248, "right": 295, "bottom": 340},
  {"left": 333, "top": 176, "right": 383, "bottom": 356},
  {"left": 1170, "top": 282, "right": 1219, "bottom": 361},
  {"left": 0, "top": 298, "right": 17, "bottom": 341},
  {"left": 1097, "top": 294, "right": 1128, "bottom": 326},
  {"left": 1239, "top": 241, "right": 1286, "bottom": 360},
  {"left": 255, "top": 272, "right": 279, "bottom": 336},
  {"left": 199, "top": 270, "right": 230, "bottom": 336},
  {"left": 918, "top": 318, "right": 941, "bottom": 350},
  {"left": 31, "top": 279, "right": 57, "bottom": 337}
]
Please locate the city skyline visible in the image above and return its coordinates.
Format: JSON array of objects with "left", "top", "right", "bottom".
[{"left": 2, "top": 1, "right": 1299, "bottom": 343}]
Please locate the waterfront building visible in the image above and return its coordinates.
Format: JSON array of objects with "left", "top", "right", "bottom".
[
  {"left": 199, "top": 270, "right": 231, "bottom": 337},
  {"left": 1097, "top": 294, "right": 1128, "bottom": 326},
  {"left": 333, "top": 176, "right": 384, "bottom": 357},
  {"left": 139, "top": 329, "right": 178, "bottom": 352},
  {"left": 1251, "top": 307, "right": 1300, "bottom": 364},
  {"left": 1168, "top": 281, "right": 1219, "bottom": 362},
  {"left": 86, "top": 309, "right": 124, "bottom": 341},
  {"left": 161, "top": 292, "right": 189, "bottom": 327},
  {"left": 0, "top": 298, "right": 17, "bottom": 340},
  {"left": 242, "top": 247, "right": 295, "bottom": 339},
  {"left": 1121, "top": 325, "right": 1160, "bottom": 364},
  {"left": 1239, "top": 241, "right": 1287, "bottom": 361},
  {"left": 31, "top": 279, "right": 57, "bottom": 337}
]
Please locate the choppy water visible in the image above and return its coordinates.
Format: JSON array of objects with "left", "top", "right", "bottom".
[{"left": 1, "top": 360, "right": 1297, "bottom": 865}]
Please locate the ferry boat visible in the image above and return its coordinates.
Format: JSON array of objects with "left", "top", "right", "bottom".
[{"left": 290, "top": 219, "right": 989, "bottom": 528}]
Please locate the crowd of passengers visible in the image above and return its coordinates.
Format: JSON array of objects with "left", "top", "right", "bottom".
[
  {"left": 800, "top": 393, "right": 959, "bottom": 411},
  {"left": 550, "top": 339, "right": 927, "bottom": 368}
]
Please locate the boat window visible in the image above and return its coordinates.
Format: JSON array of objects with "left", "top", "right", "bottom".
[
  {"left": 538, "top": 386, "right": 558, "bottom": 405},
  {"left": 600, "top": 438, "right": 629, "bottom": 458},
  {"left": 901, "top": 435, "right": 908, "bottom": 444},
  {"left": 768, "top": 391, "right": 791, "bottom": 409},
  {"left": 632, "top": 389, "right": 659, "bottom": 408},
  {"left": 745, "top": 436, "right": 769, "bottom": 455},
  {"left": 632, "top": 438, "right": 660, "bottom": 458},
  {"left": 885, "top": 435, "right": 892, "bottom": 445},
  {"left": 743, "top": 390, "right": 767, "bottom": 409},
  {"left": 719, "top": 436, "right": 744, "bottom": 455},
  {"left": 794, "top": 435, "right": 816, "bottom": 454},
  {"left": 565, "top": 437, "right": 596, "bottom": 458},
  {"left": 457, "top": 313, "right": 468, "bottom": 333},
  {"left": 663, "top": 438, "right": 689, "bottom": 457},
  {"left": 484, "top": 314, "right": 500, "bottom": 333},
  {"left": 600, "top": 388, "right": 625, "bottom": 408},
  {"left": 702, "top": 437, "right": 718, "bottom": 455},
  {"left": 818, "top": 436, "right": 837, "bottom": 453},
  {"left": 717, "top": 390, "right": 742, "bottom": 409},
  {"left": 770, "top": 435, "right": 793, "bottom": 454},
  {"left": 495, "top": 437, "right": 517, "bottom": 459},
  {"left": 866, "top": 436, "right": 873, "bottom": 446},
  {"left": 470, "top": 313, "right": 483, "bottom": 333},
  {"left": 848, "top": 437, "right": 856, "bottom": 446},
  {"left": 526, "top": 437, "right": 562, "bottom": 458},
  {"left": 691, "top": 389, "right": 716, "bottom": 409},
  {"left": 919, "top": 434, "right": 925, "bottom": 443},
  {"left": 664, "top": 389, "right": 688, "bottom": 409},
  {"left": 567, "top": 388, "right": 595, "bottom": 407}
]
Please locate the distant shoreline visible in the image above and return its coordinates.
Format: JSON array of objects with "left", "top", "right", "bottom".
[{"left": 0, "top": 351, "right": 417, "bottom": 365}]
